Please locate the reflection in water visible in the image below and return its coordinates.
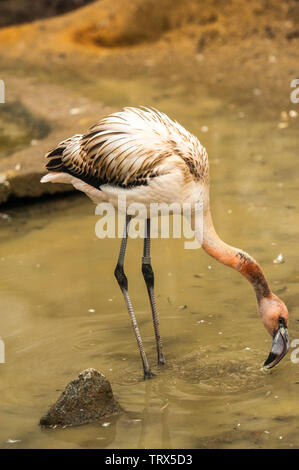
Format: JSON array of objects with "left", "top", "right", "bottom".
[
  {"left": 0, "top": 95, "right": 299, "bottom": 449},
  {"left": 137, "top": 380, "right": 172, "bottom": 449}
]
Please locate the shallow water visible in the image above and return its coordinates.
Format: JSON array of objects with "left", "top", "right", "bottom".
[
  {"left": 0, "top": 101, "right": 50, "bottom": 158},
  {"left": 0, "top": 94, "right": 299, "bottom": 449}
]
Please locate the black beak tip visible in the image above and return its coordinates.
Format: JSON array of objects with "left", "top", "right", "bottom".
[
  {"left": 264, "top": 352, "right": 278, "bottom": 368},
  {"left": 263, "top": 324, "right": 289, "bottom": 369}
]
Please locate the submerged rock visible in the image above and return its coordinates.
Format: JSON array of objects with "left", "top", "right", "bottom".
[{"left": 40, "top": 368, "right": 122, "bottom": 428}]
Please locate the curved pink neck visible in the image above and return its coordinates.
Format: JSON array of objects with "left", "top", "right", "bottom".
[{"left": 199, "top": 208, "right": 271, "bottom": 302}]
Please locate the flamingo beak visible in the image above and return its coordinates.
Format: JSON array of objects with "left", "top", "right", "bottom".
[{"left": 264, "top": 318, "right": 289, "bottom": 369}]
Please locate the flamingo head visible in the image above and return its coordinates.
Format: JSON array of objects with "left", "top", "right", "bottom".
[{"left": 258, "top": 293, "right": 289, "bottom": 369}]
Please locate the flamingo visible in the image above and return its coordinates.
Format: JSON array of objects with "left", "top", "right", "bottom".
[{"left": 41, "top": 107, "right": 289, "bottom": 378}]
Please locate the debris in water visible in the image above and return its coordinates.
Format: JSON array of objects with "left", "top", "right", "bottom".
[
  {"left": 278, "top": 122, "right": 288, "bottom": 129},
  {"left": 0, "top": 213, "right": 12, "bottom": 222},
  {"left": 253, "top": 88, "right": 262, "bottom": 96},
  {"left": 268, "top": 54, "right": 277, "bottom": 63},
  {"left": 6, "top": 439, "right": 21, "bottom": 444},
  {"left": 253, "top": 154, "right": 264, "bottom": 163},
  {"left": 0, "top": 174, "right": 7, "bottom": 184},
  {"left": 88, "top": 308, "right": 95, "bottom": 313},
  {"left": 70, "top": 107, "right": 82, "bottom": 115},
  {"left": 289, "top": 110, "right": 298, "bottom": 118},
  {"left": 201, "top": 125, "right": 209, "bottom": 133},
  {"left": 273, "top": 254, "right": 284, "bottom": 264},
  {"left": 195, "top": 53, "right": 204, "bottom": 63}
]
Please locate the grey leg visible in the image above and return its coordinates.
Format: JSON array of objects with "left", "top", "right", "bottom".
[
  {"left": 114, "top": 215, "right": 154, "bottom": 379},
  {"left": 142, "top": 218, "right": 166, "bottom": 365}
]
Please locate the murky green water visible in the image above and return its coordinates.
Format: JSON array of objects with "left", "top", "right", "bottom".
[{"left": 0, "top": 95, "right": 299, "bottom": 448}]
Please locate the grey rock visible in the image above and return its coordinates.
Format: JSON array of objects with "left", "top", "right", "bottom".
[{"left": 40, "top": 368, "right": 122, "bottom": 428}]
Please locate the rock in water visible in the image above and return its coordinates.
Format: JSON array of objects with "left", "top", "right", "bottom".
[{"left": 40, "top": 368, "right": 122, "bottom": 427}]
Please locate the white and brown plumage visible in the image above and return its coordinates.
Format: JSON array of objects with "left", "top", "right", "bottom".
[
  {"left": 42, "top": 107, "right": 209, "bottom": 210},
  {"left": 41, "top": 107, "right": 289, "bottom": 377}
]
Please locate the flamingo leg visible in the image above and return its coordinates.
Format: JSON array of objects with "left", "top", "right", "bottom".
[
  {"left": 114, "top": 214, "right": 154, "bottom": 379},
  {"left": 142, "top": 218, "right": 166, "bottom": 365}
]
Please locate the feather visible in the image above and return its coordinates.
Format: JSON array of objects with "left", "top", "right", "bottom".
[{"left": 44, "top": 107, "right": 209, "bottom": 190}]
